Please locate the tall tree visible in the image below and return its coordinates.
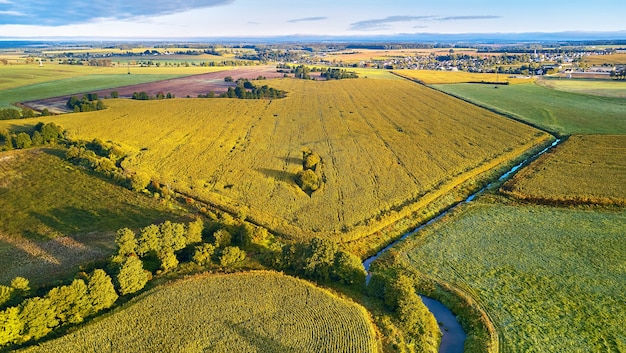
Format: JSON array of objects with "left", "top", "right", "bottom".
[
  {"left": 18, "top": 297, "right": 57, "bottom": 343},
  {"left": 116, "top": 256, "right": 149, "bottom": 295},
  {"left": 115, "top": 228, "right": 137, "bottom": 256},
  {"left": 87, "top": 269, "right": 118, "bottom": 312}
]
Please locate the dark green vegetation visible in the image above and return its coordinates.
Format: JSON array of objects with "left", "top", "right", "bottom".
[
  {"left": 390, "top": 200, "right": 626, "bottom": 352},
  {"left": 20, "top": 272, "right": 378, "bottom": 353},
  {"left": 0, "top": 148, "right": 184, "bottom": 285},
  {"left": 433, "top": 82, "right": 626, "bottom": 135}
]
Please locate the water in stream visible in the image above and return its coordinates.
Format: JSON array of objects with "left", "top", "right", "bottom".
[{"left": 362, "top": 138, "right": 561, "bottom": 353}]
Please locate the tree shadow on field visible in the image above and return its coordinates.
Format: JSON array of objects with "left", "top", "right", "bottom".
[
  {"left": 256, "top": 168, "right": 298, "bottom": 184},
  {"left": 219, "top": 321, "right": 298, "bottom": 353},
  {"left": 281, "top": 156, "right": 302, "bottom": 166}
]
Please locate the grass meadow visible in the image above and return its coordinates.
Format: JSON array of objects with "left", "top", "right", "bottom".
[
  {"left": 536, "top": 77, "right": 626, "bottom": 98},
  {"left": 393, "top": 200, "right": 626, "bottom": 353},
  {"left": 21, "top": 271, "right": 379, "bottom": 353},
  {"left": 395, "top": 70, "right": 535, "bottom": 85},
  {"left": 432, "top": 82, "right": 626, "bottom": 135},
  {"left": 3, "top": 77, "right": 550, "bottom": 248},
  {"left": 0, "top": 148, "right": 186, "bottom": 285},
  {"left": 503, "top": 135, "right": 626, "bottom": 206}
]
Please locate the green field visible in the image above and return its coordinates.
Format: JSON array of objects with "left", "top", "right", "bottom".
[
  {"left": 1, "top": 77, "right": 549, "bottom": 251},
  {"left": 503, "top": 135, "right": 626, "bottom": 205},
  {"left": 536, "top": 78, "right": 626, "bottom": 98},
  {"left": 393, "top": 201, "right": 626, "bottom": 352},
  {"left": 0, "top": 74, "right": 185, "bottom": 109},
  {"left": 433, "top": 82, "right": 626, "bottom": 135},
  {"left": 21, "top": 271, "right": 379, "bottom": 353},
  {"left": 0, "top": 148, "right": 186, "bottom": 285}
]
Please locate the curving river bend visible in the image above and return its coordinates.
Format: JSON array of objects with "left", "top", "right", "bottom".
[{"left": 362, "top": 139, "right": 561, "bottom": 353}]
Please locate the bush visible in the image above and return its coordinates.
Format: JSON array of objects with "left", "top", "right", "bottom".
[
  {"left": 219, "top": 246, "right": 246, "bottom": 267},
  {"left": 296, "top": 169, "right": 321, "bottom": 194}
]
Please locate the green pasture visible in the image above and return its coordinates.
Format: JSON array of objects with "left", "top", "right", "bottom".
[
  {"left": 394, "top": 200, "right": 626, "bottom": 353},
  {"left": 0, "top": 74, "right": 185, "bottom": 109},
  {"left": 433, "top": 82, "right": 626, "bottom": 135},
  {"left": 0, "top": 148, "right": 185, "bottom": 285}
]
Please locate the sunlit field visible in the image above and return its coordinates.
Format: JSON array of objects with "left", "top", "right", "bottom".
[
  {"left": 502, "top": 135, "right": 626, "bottom": 205},
  {"left": 2, "top": 77, "right": 549, "bottom": 249},
  {"left": 395, "top": 70, "right": 534, "bottom": 85},
  {"left": 22, "top": 272, "right": 379, "bottom": 353}
]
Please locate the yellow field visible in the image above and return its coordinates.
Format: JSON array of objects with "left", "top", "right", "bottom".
[
  {"left": 22, "top": 271, "right": 379, "bottom": 353},
  {"left": 583, "top": 53, "right": 626, "bottom": 65},
  {"left": 0, "top": 63, "right": 228, "bottom": 91},
  {"left": 4, "top": 77, "right": 549, "bottom": 243},
  {"left": 394, "top": 69, "right": 535, "bottom": 84},
  {"left": 320, "top": 48, "right": 480, "bottom": 63},
  {"left": 502, "top": 135, "right": 626, "bottom": 205}
]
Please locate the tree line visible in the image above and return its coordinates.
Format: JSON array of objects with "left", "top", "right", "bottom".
[
  {"left": 198, "top": 77, "right": 286, "bottom": 100},
  {"left": 66, "top": 94, "right": 105, "bottom": 112},
  {"left": 0, "top": 107, "right": 51, "bottom": 121},
  {"left": 0, "top": 122, "right": 63, "bottom": 151}
]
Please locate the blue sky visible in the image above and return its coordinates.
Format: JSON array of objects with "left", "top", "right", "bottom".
[{"left": 0, "top": 0, "right": 624, "bottom": 38}]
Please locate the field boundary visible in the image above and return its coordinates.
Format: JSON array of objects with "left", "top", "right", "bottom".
[{"left": 392, "top": 72, "right": 563, "bottom": 137}]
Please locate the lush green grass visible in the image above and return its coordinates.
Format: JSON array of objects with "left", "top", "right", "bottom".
[
  {"left": 536, "top": 77, "right": 626, "bottom": 98},
  {"left": 0, "top": 74, "right": 184, "bottom": 109},
  {"left": 21, "top": 271, "right": 379, "bottom": 353},
  {"left": 432, "top": 82, "right": 626, "bottom": 135},
  {"left": 394, "top": 200, "right": 626, "bottom": 353},
  {"left": 0, "top": 148, "right": 186, "bottom": 285}
]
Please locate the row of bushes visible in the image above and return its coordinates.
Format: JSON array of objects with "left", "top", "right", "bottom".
[{"left": 0, "top": 122, "right": 64, "bottom": 151}]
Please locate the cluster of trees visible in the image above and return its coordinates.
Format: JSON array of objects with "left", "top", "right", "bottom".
[
  {"left": 65, "top": 138, "right": 150, "bottom": 192},
  {"left": 367, "top": 274, "right": 441, "bottom": 352},
  {"left": 0, "top": 270, "right": 118, "bottom": 347},
  {"left": 66, "top": 94, "right": 105, "bottom": 112},
  {"left": 320, "top": 68, "right": 358, "bottom": 80},
  {"left": 0, "top": 107, "right": 51, "bottom": 121},
  {"left": 296, "top": 149, "right": 323, "bottom": 195},
  {"left": 199, "top": 78, "right": 286, "bottom": 100},
  {"left": 131, "top": 91, "right": 174, "bottom": 100},
  {"left": 0, "top": 122, "right": 63, "bottom": 151},
  {"left": 275, "top": 237, "right": 366, "bottom": 286},
  {"left": 610, "top": 67, "right": 626, "bottom": 80}
]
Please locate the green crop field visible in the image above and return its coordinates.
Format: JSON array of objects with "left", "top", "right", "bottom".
[
  {"left": 503, "top": 135, "right": 626, "bottom": 205},
  {"left": 21, "top": 271, "right": 379, "bottom": 353},
  {"left": 433, "top": 82, "right": 626, "bottom": 135},
  {"left": 0, "top": 74, "right": 185, "bottom": 109},
  {"left": 0, "top": 148, "right": 186, "bottom": 285},
  {"left": 393, "top": 201, "right": 626, "bottom": 353},
  {"left": 536, "top": 78, "right": 626, "bottom": 98},
  {"left": 0, "top": 63, "right": 224, "bottom": 91},
  {"left": 3, "top": 77, "right": 550, "bottom": 249}
]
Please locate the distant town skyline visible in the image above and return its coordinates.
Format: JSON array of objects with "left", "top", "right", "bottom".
[{"left": 0, "top": 0, "right": 624, "bottom": 39}]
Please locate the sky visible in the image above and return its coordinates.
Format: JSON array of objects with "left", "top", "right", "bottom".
[{"left": 0, "top": 0, "right": 624, "bottom": 39}]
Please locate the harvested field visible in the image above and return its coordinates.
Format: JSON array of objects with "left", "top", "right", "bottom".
[
  {"left": 22, "top": 65, "right": 284, "bottom": 113},
  {"left": 5, "top": 77, "right": 550, "bottom": 246},
  {"left": 22, "top": 271, "right": 379, "bottom": 353},
  {"left": 536, "top": 77, "right": 626, "bottom": 98},
  {"left": 502, "top": 135, "right": 626, "bottom": 206}
]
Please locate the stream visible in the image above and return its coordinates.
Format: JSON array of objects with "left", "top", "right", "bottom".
[{"left": 362, "top": 138, "right": 561, "bottom": 353}]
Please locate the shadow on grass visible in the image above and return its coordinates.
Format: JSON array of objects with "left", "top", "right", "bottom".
[
  {"left": 222, "top": 320, "right": 298, "bottom": 353},
  {"left": 256, "top": 167, "right": 297, "bottom": 184}
]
